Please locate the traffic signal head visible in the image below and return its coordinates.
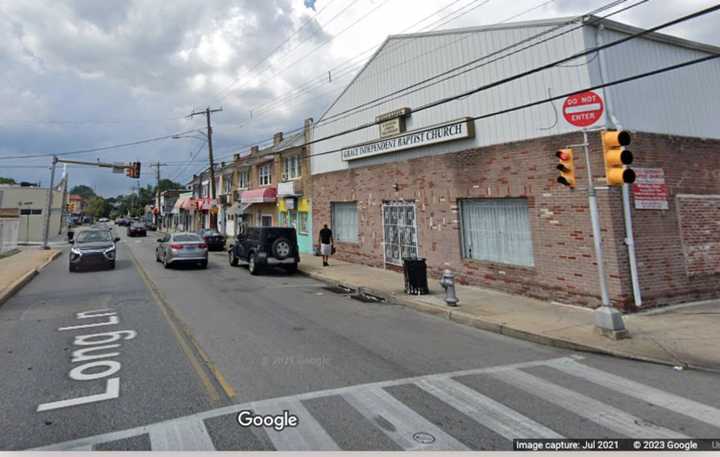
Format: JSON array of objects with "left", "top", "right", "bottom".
[
  {"left": 555, "top": 148, "right": 576, "bottom": 188},
  {"left": 126, "top": 161, "right": 141, "bottom": 178},
  {"left": 133, "top": 162, "right": 141, "bottom": 179},
  {"left": 602, "top": 130, "right": 635, "bottom": 186}
]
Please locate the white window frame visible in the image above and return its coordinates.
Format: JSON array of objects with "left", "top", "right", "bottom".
[
  {"left": 258, "top": 163, "right": 272, "bottom": 186},
  {"left": 459, "top": 198, "right": 534, "bottom": 267},
  {"left": 298, "top": 211, "right": 309, "bottom": 234},
  {"left": 331, "top": 202, "right": 358, "bottom": 243},
  {"left": 283, "top": 155, "right": 301, "bottom": 180},
  {"left": 223, "top": 175, "right": 233, "bottom": 194},
  {"left": 237, "top": 169, "right": 250, "bottom": 189}
]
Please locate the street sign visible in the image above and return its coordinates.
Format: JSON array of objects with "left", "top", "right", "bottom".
[
  {"left": 632, "top": 167, "right": 669, "bottom": 210},
  {"left": 563, "top": 91, "right": 605, "bottom": 128}
]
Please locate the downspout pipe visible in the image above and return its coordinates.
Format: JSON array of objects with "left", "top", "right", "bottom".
[{"left": 596, "top": 23, "right": 643, "bottom": 308}]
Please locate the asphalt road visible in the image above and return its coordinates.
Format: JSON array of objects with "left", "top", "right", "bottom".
[{"left": 2, "top": 225, "right": 720, "bottom": 450}]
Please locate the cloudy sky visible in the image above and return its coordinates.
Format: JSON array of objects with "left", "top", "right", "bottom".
[{"left": 1, "top": 0, "right": 718, "bottom": 197}]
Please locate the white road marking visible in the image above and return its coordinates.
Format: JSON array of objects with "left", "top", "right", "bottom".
[
  {"left": 37, "top": 378, "right": 120, "bottom": 412},
  {"left": 548, "top": 358, "right": 720, "bottom": 428},
  {"left": 343, "top": 386, "right": 469, "bottom": 450},
  {"left": 58, "top": 315, "right": 119, "bottom": 331},
  {"left": 415, "top": 377, "right": 563, "bottom": 439},
  {"left": 251, "top": 398, "right": 339, "bottom": 450},
  {"left": 149, "top": 417, "right": 215, "bottom": 451},
  {"left": 490, "top": 369, "right": 688, "bottom": 439}
]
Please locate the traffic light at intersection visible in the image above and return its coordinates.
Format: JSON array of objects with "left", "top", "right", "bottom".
[
  {"left": 601, "top": 130, "right": 635, "bottom": 186},
  {"left": 556, "top": 148, "right": 576, "bottom": 188},
  {"left": 125, "top": 161, "right": 141, "bottom": 179}
]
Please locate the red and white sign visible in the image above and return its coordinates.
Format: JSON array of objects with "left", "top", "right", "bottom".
[
  {"left": 563, "top": 91, "right": 604, "bottom": 128},
  {"left": 632, "top": 168, "right": 669, "bottom": 210}
]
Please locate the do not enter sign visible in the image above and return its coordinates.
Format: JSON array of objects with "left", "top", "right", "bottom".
[{"left": 563, "top": 91, "right": 604, "bottom": 128}]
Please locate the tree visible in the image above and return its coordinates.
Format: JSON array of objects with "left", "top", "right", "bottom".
[
  {"left": 157, "top": 179, "right": 183, "bottom": 194},
  {"left": 69, "top": 185, "right": 96, "bottom": 200},
  {"left": 0, "top": 177, "right": 17, "bottom": 185},
  {"left": 86, "top": 196, "right": 111, "bottom": 219}
]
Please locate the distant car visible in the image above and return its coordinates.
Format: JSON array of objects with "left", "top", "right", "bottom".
[
  {"left": 98, "top": 218, "right": 110, "bottom": 223},
  {"left": 145, "top": 222, "right": 157, "bottom": 231},
  {"left": 197, "top": 229, "right": 225, "bottom": 251},
  {"left": 69, "top": 229, "right": 120, "bottom": 272},
  {"left": 155, "top": 232, "right": 208, "bottom": 269},
  {"left": 127, "top": 222, "right": 147, "bottom": 237},
  {"left": 115, "top": 218, "right": 129, "bottom": 226},
  {"left": 228, "top": 227, "right": 299, "bottom": 275},
  {"left": 82, "top": 216, "right": 92, "bottom": 224}
]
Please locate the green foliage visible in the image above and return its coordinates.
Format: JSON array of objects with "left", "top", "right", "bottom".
[
  {"left": 69, "top": 185, "right": 96, "bottom": 200},
  {"left": 0, "top": 177, "right": 17, "bottom": 184},
  {"left": 86, "top": 196, "right": 111, "bottom": 218}
]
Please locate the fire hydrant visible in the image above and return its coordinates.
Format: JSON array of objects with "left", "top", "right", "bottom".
[{"left": 440, "top": 269, "right": 459, "bottom": 306}]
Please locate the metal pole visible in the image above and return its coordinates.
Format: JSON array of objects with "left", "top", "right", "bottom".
[
  {"left": 42, "top": 156, "right": 58, "bottom": 249},
  {"left": 58, "top": 165, "right": 68, "bottom": 235},
  {"left": 622, "top": 184, "right": 642, "bottom": 307},
  {"left": 583, "top": 130, "right": 628, "bottom": 337}
]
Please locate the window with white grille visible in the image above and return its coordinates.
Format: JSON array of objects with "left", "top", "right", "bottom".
[
  {"left": 460, "top": 198, "right": 534, "bottom": 267},
  {"left": 258, "top": 164, "right": 272, "bottom": 186},
  {"left": 331, "top": 202, "right": 358, "bottom": 243}
]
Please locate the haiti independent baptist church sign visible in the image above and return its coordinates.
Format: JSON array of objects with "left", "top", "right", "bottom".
[{"left": 341, "top": 113, "right": 475, "bottom": 161}]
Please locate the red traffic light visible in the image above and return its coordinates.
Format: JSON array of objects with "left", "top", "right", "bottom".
[{"left": 555, "top": 150, "right": 571, "bottom": 161}]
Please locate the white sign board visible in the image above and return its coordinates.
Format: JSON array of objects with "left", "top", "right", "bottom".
[{"left": 341, "top": 118, "right": 474, "bottom": 161}]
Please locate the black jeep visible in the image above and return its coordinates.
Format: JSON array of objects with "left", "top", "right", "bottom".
[{"left": 228, "top": 227, "right": 299, "bottom": 275}]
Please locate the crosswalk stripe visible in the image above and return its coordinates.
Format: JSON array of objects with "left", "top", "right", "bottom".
[
  {"left": 490, "top": 369, "right": 688, "bottom": 439},
  {"left": 416, "top": 377, "right": 564, "bottom": 439},
  {"left": 148, "top": 418, "right": 215, "bottom": 450},
  {"left": 343, "top": 386, "right": 469, "bottom": 451},
  {"left": 549, "top": 359, "right": 720, "bottom": 429},
  {"left": 250, "top": 398, "right": 339, "bottom": 451}
]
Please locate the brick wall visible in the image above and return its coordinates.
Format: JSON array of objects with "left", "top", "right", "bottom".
[
  {"left": 312, "top": 131, "right": 720, "bottom": 311},
  {"left": 676, "top": 195, "right": 720, "bottom": 277}
]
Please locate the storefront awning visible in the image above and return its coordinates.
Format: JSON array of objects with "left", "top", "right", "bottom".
[
  {"left": 174, "top": 196, "right": 195, "bottom": 211},
  {"left": 240, "top": 187, "right": 277, "bottom": 204}
]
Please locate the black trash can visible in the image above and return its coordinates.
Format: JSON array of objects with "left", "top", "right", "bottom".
[{"left": 403, "top": 257, "right": 429, "bottom": 295}]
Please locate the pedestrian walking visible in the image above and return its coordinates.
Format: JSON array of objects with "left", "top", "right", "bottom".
[{"left": 319, "top": 224, "right": 334, "bottom": 266}]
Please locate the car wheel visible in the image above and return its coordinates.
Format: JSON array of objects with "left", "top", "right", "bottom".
[
  {"left": 109, "top": 261, "right": 116, "bottom": 270},
  {"left": 284, "top": 263, "right": 298, "bottom": 275},
  {"left": 229, "top": 250, "right": 238, "bottom": 266},
  {"left": 271, "top": 237, "right": 292, "bottom": 260},
  {"left": 69, "top": 264, "right": 76, "bottom": 273},
  {"left": 155, "top": 251, "right": 160, "bottom": 262},
  {"left": 248, "top": 253, "right": 260, "bottom": 275},
  {"left": 200, "top": 260, "right": 208, "bottom": 269},
  {"left": 163, "top": 256, "right": 171, "bottom": 269}
]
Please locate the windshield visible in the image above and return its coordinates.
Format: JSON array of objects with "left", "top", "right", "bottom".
[{"left": 76, "top": 231, "right": 113, "bottom": 243}]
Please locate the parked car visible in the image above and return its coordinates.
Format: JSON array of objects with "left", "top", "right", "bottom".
[
  {"left": 228, "top": 227, "right": 299, "bottom": 275},
  {"left": 145, "top": 222, "right": 157, "bottom": 231},
  {"left": 98, "top": 218, "right": 110, "bottom": 223},
  {"left": 197, "top": 229, "right": 225, "bottom": 251},
  {"left": 115, "top": 218, "right": 129, "bottom": 226},
  {"left": 127, "top": 222, "right": 147, "bottom": 237},
  {"left": 155, "top": 232, "right": 208, "bottom": 269},
  {"left": 69, "top": 229, "right": 120, "bottom": 272}
]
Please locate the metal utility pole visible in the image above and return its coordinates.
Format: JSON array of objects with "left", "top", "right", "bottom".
[
  {"left": 188, "top": 106, "right": 222, "bottom": 230},
  {"left": 42, "top": 156, "right": 58, "bottom": 249},
  {"left": 58, "top": 164, "right": 68, "bottom": 235},
  {"left": 152, "top": 161, "right": 161, "bottom": 226},
  {"left": 578, "top": 130, "right": 628, "bottom": 338}
]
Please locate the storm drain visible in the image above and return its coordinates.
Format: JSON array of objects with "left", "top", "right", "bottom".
[{"left": 322, "top": 285, "right": 355, "bottom": 295}]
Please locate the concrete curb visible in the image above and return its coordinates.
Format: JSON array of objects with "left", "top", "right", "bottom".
[
  {"left": 299, "top": 267, "right": 720, "bottom": 373},
  {"left": 0, "top": 250, "right": 63, "bottom": 307}
]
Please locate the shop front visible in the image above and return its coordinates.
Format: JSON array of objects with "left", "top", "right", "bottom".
[
  {"left": 277, "top": 181, "right": 313, "bottom": 254},
  {"left": 239, "top": 186, "right": 277, "bottom": 228}
]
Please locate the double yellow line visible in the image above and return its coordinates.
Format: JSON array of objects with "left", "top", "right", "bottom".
[{"left": 124, "top": 238, "right": 237, "bottom": 406}]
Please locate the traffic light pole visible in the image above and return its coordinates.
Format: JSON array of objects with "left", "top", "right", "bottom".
[
  {"left": 41, "top": 156, "right": 58, "bottom": 249},
  {"left": 580, "top": 130, "right": 628, "bottom": 338}
]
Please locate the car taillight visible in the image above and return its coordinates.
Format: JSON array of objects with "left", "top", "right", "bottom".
[
  {"left": 198, "top": 243, "right": 207, "bottom": 249},
  {"left": 170, "top": 243, "right": 183, "bottom": 250}
]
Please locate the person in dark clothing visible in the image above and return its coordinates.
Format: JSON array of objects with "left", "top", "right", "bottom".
[{"left": 319, "top": 224, "right": 333, "bottom": 266}]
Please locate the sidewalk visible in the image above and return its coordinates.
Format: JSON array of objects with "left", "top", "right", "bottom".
[
  {"left": 298, "top": 255, "right": 720, "bottom": 373},
  {"left": 0, "top": 247, "right": 63, "bottom": 306}
]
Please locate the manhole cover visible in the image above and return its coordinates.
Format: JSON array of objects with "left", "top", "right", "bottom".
[{"left": 412, "top": 432, "right": 436, "bottom": 444}]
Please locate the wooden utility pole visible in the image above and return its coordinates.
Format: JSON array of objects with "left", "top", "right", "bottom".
[
  {"left": 188, "top": 107, "right": 222, "bottom": 230},
  {"left": 152, "top": 161, "right": 161, "bottom": 226}
]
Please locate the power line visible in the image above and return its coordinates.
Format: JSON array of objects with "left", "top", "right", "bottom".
[{"left": 211, "top": 0, "right": 643, "bottom": 161}]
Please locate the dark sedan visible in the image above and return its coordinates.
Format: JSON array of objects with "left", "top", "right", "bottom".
[
  {"left": 127, "top": 222, "right": 147, "bottom": 237},
  {"left": 69, "top": 229, "right": 120, "bottom": 272},
  {"left": 197, "top": 229, "right": 226, "bottom": 251}
]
